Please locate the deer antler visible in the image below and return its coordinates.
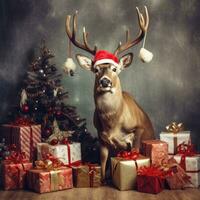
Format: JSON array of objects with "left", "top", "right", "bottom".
[
  {"left": 66, "top": 11, "right": 97, "bottom": 55},
  {"left": 114, "top": 6, "right": 149, "bottom": 56}
]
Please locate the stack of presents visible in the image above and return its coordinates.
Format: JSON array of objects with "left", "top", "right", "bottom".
[{"left": 0, "top": 119, "right": 199, "bottom": 194}]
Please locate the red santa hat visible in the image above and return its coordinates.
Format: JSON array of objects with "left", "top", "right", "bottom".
[{"left": 93, "top": 50, "right": 119, "bottom": 68}]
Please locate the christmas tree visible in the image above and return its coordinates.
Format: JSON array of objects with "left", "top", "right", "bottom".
[{"left": 8, "top": 41, "right": 100, "bottom": 163}]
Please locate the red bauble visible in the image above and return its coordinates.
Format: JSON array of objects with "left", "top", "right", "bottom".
[
  {"left": 50, "top": 139, "right": 58, "bottom": 145},
  {"left": 21, "top": 104, "right": 29, "bottom": 113}
]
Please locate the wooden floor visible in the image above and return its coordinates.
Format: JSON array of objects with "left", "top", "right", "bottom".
[{"left": 0, "top": 187, "right": 200, "bottom": 200}]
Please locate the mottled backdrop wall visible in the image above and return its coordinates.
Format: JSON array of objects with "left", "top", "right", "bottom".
[{"left": 0, "top": 0, "right": 200, "bottom": 150}]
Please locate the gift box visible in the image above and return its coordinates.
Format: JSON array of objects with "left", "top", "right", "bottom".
[
  {"left": 2, "top": 152, "right": 33, "bottom": 190},
  {"left": 160, "top": 122, "right": 190, "bottom": 154},
  {"left": 136, "top": 166, "right": 165, "bottom": 194},
  {"left": 172, "top": 154, "right": 200, "bottom": 188},
  {"left": 111, "top": 151, "right": 150, "bottom": 191},
  {"left": 72, "top": 164, "right": 101, "bottom": 187},
  {"left": 27, "top": 167, "right": 73, "bottom": 193},
  {"left": 37, "top": 142, "right": 81, "bottom": 165},
  {"left": 142, "top": 140, "right": 168, "bottom": 165},
  {"left": 0, "top": 119, "right": 41, "bottom": 161},
  {"left": 164, "top": 158, "right": 191, "bottom": 190}
]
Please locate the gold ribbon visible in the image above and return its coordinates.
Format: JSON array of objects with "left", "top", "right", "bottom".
[{"left": 166, "top": 122, "right": 184, "bottom": 133}]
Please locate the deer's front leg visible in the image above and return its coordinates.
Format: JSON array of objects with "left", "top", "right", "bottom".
[
  {"left": 133, "top": 128, "right": 144, "bottom": 151},
  {"left": 100, "top": 142, "right": 109, "bottom": 183}
]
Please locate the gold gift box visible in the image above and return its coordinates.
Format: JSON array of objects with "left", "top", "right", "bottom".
[{"left": 111, "top": 155, "right": 150, "bottom": 191}]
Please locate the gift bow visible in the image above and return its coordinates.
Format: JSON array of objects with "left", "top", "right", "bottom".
[
  {"left": 35, "top": 153, "right": 64, "bottom": 170},
  {"left": 4, "top": 151, "right": 28, "bottom": 164},
  {"left": 165, "top": 122, "right": 184, "bottom": 133},
  {"left": 117, "top": 150, "right": 139, "bottom": 160},
  {"left": 137, "top": 165, "right": 165, "bottom": 178},
  {"left": 176, "top": 142, "right": 196, "bottom": 170},
  {"left": 48, "top": 137, "right": 71, "bottom": 146},
  {"left": 176, "top": 142, "right": 195, "bottom": 156},
  {"left": 11, "top": 117, "right": 34, "bottom": 126}
]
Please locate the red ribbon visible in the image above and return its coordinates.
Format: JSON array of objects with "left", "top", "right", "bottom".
[
  {"left": 117, "top": 150, "right": 139, "bottom": 160},
  {"left": 4, "top": 151, "right": 28, "bottom": 164},
  {"left": 10, "top": 117, "right": 36, "bottom": 161},
  {"left": 176, "top": 142, "right": 196, "bottom": 170},
  {"left": 88, "top": 163, "right": 98, "bottom": 187},
  {"left": 11, "top": 117, "right": 35, "bottom": 126},
  {"left": 137, "top": 165, "right": 165, "bottom": 178}
]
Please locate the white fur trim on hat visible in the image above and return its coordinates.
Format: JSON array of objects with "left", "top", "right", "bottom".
[{"left": 94, "top": 59, "right": 120, "bottom": 68}]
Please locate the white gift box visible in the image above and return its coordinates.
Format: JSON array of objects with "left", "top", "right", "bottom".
[
  {"left": 160, "top": 131, "right": 191, "bottom": 154},
  {"left": 173, "top": 155, "right": 200, "bottom": 188},
  {"left": 37, "top": 142, "right": 81, "bottom": 165}
]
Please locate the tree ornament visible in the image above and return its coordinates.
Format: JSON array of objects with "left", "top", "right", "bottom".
[
  {"left": 138, "top": 25, "right": 153, "bottom": 63},
  {"left": 46, "top": 120, "right": 74, "bottom": 143},
  {"left": 20, "top": 89, "right": 28, "bottom": 108},
  {"left": 21, "top": 104, "right": 29, "bottom": 113},
  {"left": 63, "top": 38, "right": 76, "bottom": 76}
]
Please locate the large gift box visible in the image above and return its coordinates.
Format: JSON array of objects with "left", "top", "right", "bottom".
[
  {"left": 72, "top": 164, "right": 101, "bottom": 187},
  {"left": 160, "top": 122, "right": 190, "bottom": 154},
  {"left": 27, "top": 155, "right": 73, "bottom": 193},
  {"left": 2, "top": 152, "right": 33, "bottom": 190},
  {"left": 142, "top": 140, "right": 168, "bottom": 165},
  {"left": 111, "top": 151, "right": 150, "bottom": 191},
  {"left": 27, "top": 167, "right": 73, "bottom": 193},
  {"left": 0, "top": 119, "right": 41, "bottom": 161},
  {"left": 37, "top": 142, "right": 81, "bottom": 165},
  {"left": 136, "top": 166, "right": 165, "bottom": 194}
]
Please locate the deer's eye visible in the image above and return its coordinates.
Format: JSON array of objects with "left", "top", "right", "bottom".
[
  {"left": 112, "top": 68, "right": 117, "bottom": 72},
  {"left": 111, "top": 65, "right": 117, "bottom": 72}
]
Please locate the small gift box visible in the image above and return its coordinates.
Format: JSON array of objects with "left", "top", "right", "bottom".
[
  {"left": 27, "top": 154, "right": 73, "bottom": 193},
  {"left": 37, "top": 142, "right": 81, "bottom": 165},
  {"left": 72, "top": 164, "right": 101, "bottom": 187},
  {"left": 2, "top": 151, "right": 33, "bottom": 190},
  {"left": 160, "top": 122, "right": 190, "bottom": 155},
  {"left": 136, "top": 165, "right": 165, "bottom": 194},
  {"left": 111, "top": 151, "right": 150, "bottom": 191},
  {"left": 0, "top": 118, "right": 41, "bottom": 161},
  {"left": 161, "top": 157, "right": 191, "bottom": 190},
  {"left": 142, "top": 140, "right": 168, "bottom": 165},
  {"left": 172, "top": 143, "right": 200, "bottom": 188}
]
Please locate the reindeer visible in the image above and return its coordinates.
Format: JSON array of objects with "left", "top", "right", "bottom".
[{"left": 65, "top": 6, "right": 155, "bottom": 182}]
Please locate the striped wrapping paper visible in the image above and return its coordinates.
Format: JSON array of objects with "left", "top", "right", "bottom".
[{"left": 0, "top": 124, "right": 41, "bottom": 161}]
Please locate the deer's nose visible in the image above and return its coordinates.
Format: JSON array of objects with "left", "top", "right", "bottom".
[{"left": 100, "top": 77, "right": 111, "bottom": 88}]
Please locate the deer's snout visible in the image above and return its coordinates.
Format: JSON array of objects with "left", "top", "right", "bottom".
[{"left": 99, "top": 77, "right": 112, "bottom": 88}]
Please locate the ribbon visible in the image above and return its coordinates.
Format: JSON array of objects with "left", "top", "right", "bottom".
[
  {"left": 112, "top": 150, "right": 140, "bottom": 178},
  {"left": 176, "top": 142, "right": 196, "bottom": 170},
  {"left": 11, "top": 117, "right": 35, "bottom": 126},
  {"left": 165, "top": 122, "right": 184, "bottom": 154},
  {"left": 88, "top": 163, "right": 100, "bottom": 187},
  {"left": 4, "top": 151, "right": 28, "bottom": 164},
  {"left": 35, "top": 153, "right": 64, "bottom": 170},
  {"left": 9, "top": 117, "right": 36, "bottom": 161},
  {"left": 137, "top": 165, "right": 165, "bottom": 178}
]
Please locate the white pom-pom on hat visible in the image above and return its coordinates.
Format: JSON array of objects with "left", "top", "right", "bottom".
[{"left": 139, "top": 48, "right": 153, "bottom": 63}]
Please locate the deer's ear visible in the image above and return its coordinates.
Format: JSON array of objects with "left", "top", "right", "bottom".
[
  {"left": 119, "top": 53, "right": 133, "bottom": 69},
  {"left": 76, "top": 54, "right": 92, "bottom": 71}
]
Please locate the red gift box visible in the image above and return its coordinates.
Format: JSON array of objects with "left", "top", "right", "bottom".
[
  {"left": 137, "top": 175, "right": 164, "bottom": 194},
  {"left": 2, "top": 151, "right": 33, "bottom": 190},
  {"left": 142, "top": 140, "right": 168, "bottom": 165},
  {"left": 0, "top": 119, "right": 41, "bottom": 161},
  {"left": 27, "top": 167, "right": 73, "bottom": 193},
  {"left": 136, "top": 166, "right": 165, "bottom": 194}
]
